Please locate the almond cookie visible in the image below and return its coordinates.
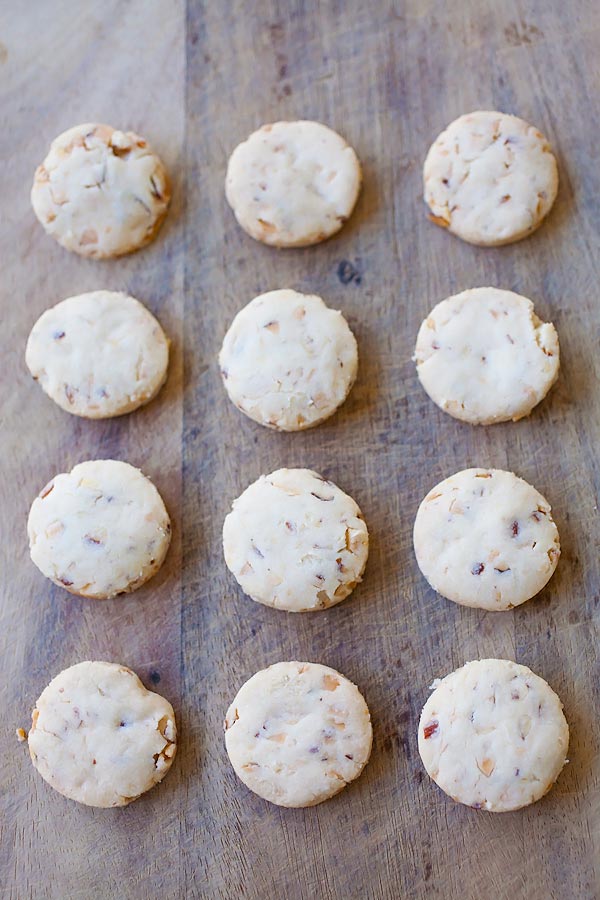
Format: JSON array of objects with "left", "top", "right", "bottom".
[
  {"left": 219, "top": 289, "right": 358, "bottom": 431},
  {"left": 27, "top": 661, "right": 176, "bottom": 807},
  {"left": 223, "top": 468, "right": 368, "bottom": 612},
  {"left": 418, "top": 659, "right": 569, "bottom": 812},
  {"left": 414, "top": 287, "right": 559, "bottom": 424},
  {"left": 224, "top": 661, "right": 372, "bottom": 807},
  {"left": 413, "top": 468, "right": 559, "bottom": 610},
  {"left": 424, "top": 111, "right": 558, "bottom": 246},
  {"left": 28, "top": 460, "right": 171, "bottom": 599},
  {"left": 31, "top": 123, "right": 170, "bottom": 258},
  {"left": 26, "top": 291, "right": 169, "bottom": 418},
  {"left": 225, "top": 121, "right": 361, "bottom": 247}
]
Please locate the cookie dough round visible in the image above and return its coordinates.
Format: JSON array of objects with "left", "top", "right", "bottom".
[
  {"left": 418, "top": 658, "right": 569, "bottom": 812},
  {"left": 224, "top": 661, "right": 372, "bottom": 807},
  {"left": 225, "top": 120, "right": 361, "bottom": 247},
  {"left": 26, "top": 291, "right": 169, "bottom": 418},
  {"left": 219, "top": 289, "right": 358, "bottom": 430},
  {"left": 413, "top": 468, "right": 560, "bottom": 610},
  {"left": 28, "top": 661, "right": 176, "bottom": 807},
  {"left": 28, "top": 460, "right": 171, "bottom": 599},
  {"left": 414, "top": 287, "right": 559, "bottom": 424},
  {"left": 423, "top": 111, "right": 558, "bottom": 246},
  {"left": 31, "top": 123, "right": 170, "bottom": 258},
  {"left": 223, "top": 468, "right": 368, "bottom": 612}
]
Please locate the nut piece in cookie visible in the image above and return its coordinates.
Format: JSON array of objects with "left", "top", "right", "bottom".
[
  {"left": 413, "top": 468, "right": 560, "bottom": 610},
  {"left": 223, "top": 468, "right": 368, "bottom": 612},
  {"left": 414, "top": 287, "right": 559, "bottom": 424},
  {"left": 28, "top": 661, "right": 177, "bottom": 807},
  {"left": 225, "top": 121, "right": 361, "bottom": 247},
  {"left": 26, "top": 291, "right": 169, "bottom": 418},
  {"left": 31, "top": 123, "right": 170, "bottom": 257},
  {"left": 225, "top": 661, "right": 372, "bottom": 806},
  {"left": 423, "top": 111, "right": 558, "bottom": 246},
  {"left": 219, "top": 289, "right": 358, "bottom": 431},
  {"left": 418, "top": 658, "right": 569, "bottom": 812},
  {"left": 27, "top": 459, "right": 171, "bottom": 599}
]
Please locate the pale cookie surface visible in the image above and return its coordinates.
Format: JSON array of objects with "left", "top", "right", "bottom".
[
  {"left": 28, "top": 460, "right": 171, "bottom": 599},
  {"left": 413, "top": 468, "right": 559, "bottom": 610},
  {"left": 28, "top": 661, "right": 176, "bottom": 807},
  {"left": 225, "top": 120, "right": 361, "bottom": 247},
  {"left": 224, "top": 661, "right": 372, "bottom": 807},
  {"left": 418, "top": 658, "right": 569, "bottom": 812},
  {"left": 223, "top": 468, "right": 368, "bottom": 612},
  {"left": 424, "top": 111, "right": 558, "bottom": 245},
  {"left": 31, "top": 123, "right": 170, "bottom": 258},
  {"left": 414, "top": 287, "right": 559, "bottom": 424},
  {"left": 26, "top": 291, "right": 169, "bottom": 418},
  {"left": 219, "top": 289, "right": 358, "bottom": 430}
]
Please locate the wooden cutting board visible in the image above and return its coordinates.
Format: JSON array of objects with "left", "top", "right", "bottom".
[{"left": 1, "top": 1, "right": 598, "bottom": 897}]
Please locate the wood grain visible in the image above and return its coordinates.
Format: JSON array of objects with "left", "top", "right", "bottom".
[{"left": 1, "top": 0, "right": 599, "bottom": 898}]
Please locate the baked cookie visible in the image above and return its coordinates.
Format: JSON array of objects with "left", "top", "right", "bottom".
[
  {"left": 414, "top": 287, "right": 559, "bottom": 424},
  {"left": 26, "top": 291, "right": 169, "bottom": 418},
  {"left": 223, "top": 468, "right": 368, "bottom": 612},
  {"left": 219, "top": 289, "right": 358, "bottom": 430},
  {"left": 225, "top": 121, "right": 361, "bottom": 247},
  {"left": 413, "top": 468, "right": 559, "bottom": 610},
  {"left": 418, "top": 659, "right": 569, "bottom": 812},
  {"left": 423, "top": 111, "right": 558, "bottom": 245},
  {"left": 31, "top": 123, "right": 170, "bottom": 257},
  {"left": 224, "top": 661, "right": 372, "bottom": 807},
  {"left": 28, "top": 460, "right": 171, "bottom": 599},
  {"left": 28, "top": 661, "right": 176, "bottom": 807}
]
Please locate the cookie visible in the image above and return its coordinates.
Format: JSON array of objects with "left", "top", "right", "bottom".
[
  {"left": 28, "top": 460, "right": 171, "bottom": 599},
  {"left": 413, "top": 468, "right": 560, "bottom": 610},
  {"left": 224, "top": 661, "right": 372, "bottom": 807},
  {"left": 27, "top": 661, "right": 176, "bottom": 807},
  {"left": 31, "top": 123, "right": 170, "bottom": 258},
  {"left": 418, "top": 659, "right": 569, "bottom": 812},
  {"left": 225, "top": 121, "right": 361, "bottom": 247},
  {"left": 219, "top": 289, "right": 358, "bottom": 431},
  {"left": 414, "top": 287, "right": 559, "bottom": 424},
  {"left": 26, "top": 291, "right": 169, "bottom": 418},
  {"left": 423, "top": 111, "right": 558, "bottom": 246},
  {"left": 223, "top": 468, "right": 368, "bottom": 612}
]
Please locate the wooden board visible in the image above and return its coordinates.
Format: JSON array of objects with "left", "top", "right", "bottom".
[{"left": 1, "top": 1, "right": 598, "bottom": 897}]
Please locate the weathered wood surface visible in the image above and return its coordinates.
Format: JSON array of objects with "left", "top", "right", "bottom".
[{"left": 0, "top": 1, "right": 599, "bottom": 898}]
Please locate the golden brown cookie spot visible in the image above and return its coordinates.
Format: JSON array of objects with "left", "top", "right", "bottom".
[
  {"left": 40, "top": 481, "right": 55, "bottom": 499},
  {"left": 79, "top": 228, "right": 98, "bottom": 246},
  {"left": 477, "top": 757, "right": 496, "bottom": 777},
  {"left": 423, "top": 720, "right": 439, "bottom": 739},
  {"left": 322, "top": 674, "right": 340, "bottom": 691},
  {"left": 428, "top": 212, "right": 450, "bottom": 228}
]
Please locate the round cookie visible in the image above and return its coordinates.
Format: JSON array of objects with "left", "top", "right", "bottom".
[
  {"left": 26, "top": 291, "right": 169, "bottom": 419},
  {"left": 31, "top": 123, "right": 170, "bottom": 258},
  {"left": 223, "top": 468, "right": 369, "bottom": 612},
  {"left": 423, "top": 111, "right": 558, "bottom": 246},
  {"left": 414, "top": 287, "right": 559, "bottom": 424},
  {"left": 28, "top": 460, "right": 171, "bottom": 599},
  {"left": 224, "top": 661, "right": 372, "bottom": 807},
  {"left": 418, "top": 659, "right": 569, "bottom": 812},
  {"left": 219, "top": 289, "right": 358, "bottom": 431},
  {"left": 413, "top": 468, "right": 560, "bottom": 610},
  {"left": 225, "top": 120, "right": 361, "bottom": 247},
  {"left": 28, "top": 661, "right": 176, "bottom": 807}
]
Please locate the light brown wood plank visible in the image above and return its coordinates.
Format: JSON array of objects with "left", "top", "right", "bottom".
[{"left": 0, "top": 2, "right": 185, "bottom": 898}]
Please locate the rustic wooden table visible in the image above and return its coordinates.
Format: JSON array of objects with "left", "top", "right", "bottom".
[{"left": 1, "top": 1, "right": 598, "bottom": 898}]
